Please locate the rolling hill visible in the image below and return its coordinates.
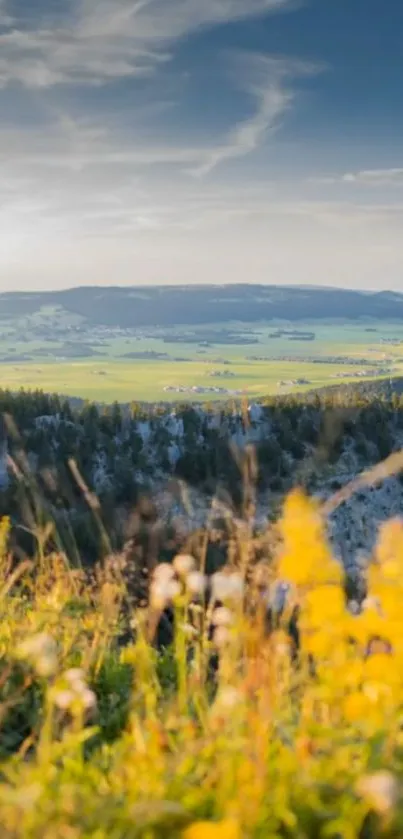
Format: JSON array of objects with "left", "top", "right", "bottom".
[{"left": 1, "top": 285, "right": 403, "bottom": 328}]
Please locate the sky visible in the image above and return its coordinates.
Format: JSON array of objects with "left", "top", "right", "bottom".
[{"left": 0, "top": 0, "right": 402, "bottom": 292}]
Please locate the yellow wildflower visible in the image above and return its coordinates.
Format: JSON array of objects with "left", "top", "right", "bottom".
[
  {"left": 277, "top": 489, "right": 341, "bottom": 586},
  {"left": 183, "top": 819, "right": 241, "bottom": 839},
  {"left": 348, "top": 611, "right": 390, "bottom": 645},
  {"left": 362, "top": 654, "right": 400, "bottom": 704},
  {"left": 381, "top": 559, "right": 401, "bottom": 581},
  {"left": 343, "top": 691, "right": 371, "bottom": 723},
  {"left": 341, "top": 659, "right": 364, "bottom": 689},
  {"left": 304, "top": 629, "right": 337, "bottom": 658},
  {"left": 304, "top": 585, "right": 346, "bottom": 627}
]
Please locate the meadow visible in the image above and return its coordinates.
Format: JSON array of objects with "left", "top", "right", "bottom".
[
  {"left": 0, "top": 319, "right": 402, "bottom": 402},
  {"left": 2, "top": 459, "right": 403, "bottom": 838}
]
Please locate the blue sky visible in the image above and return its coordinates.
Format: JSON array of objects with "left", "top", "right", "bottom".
[{"left": 0, "top": 0, "right": 402, "bottom": 290}]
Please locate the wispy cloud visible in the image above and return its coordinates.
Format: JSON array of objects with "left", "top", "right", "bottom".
[
  {"left": 0, "top": 1, "right": 316, "bottom": 186},
  {"left": 342, "top": 168, "right": 403, "bottom": 187},
  {"left": 0, "top": 0, "right": 294, "bottom": 88},
  {"left": 190, "top": 54, "right": 319, "bottom": 176},
  {"left": 0, "top": 51, "right": 319, "bottom": 179},
  {"left": 312, "top": 168, "right": 403, "bottom": 188},
  {"left": 2, "top": 0, "right": 401, "bottom": 293}
]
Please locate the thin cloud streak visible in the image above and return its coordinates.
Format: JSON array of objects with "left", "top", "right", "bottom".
[
  {"left": 189, "top": 82, "right": 293, "bottom": 177},
  {"left": 0, "top": 0, "right": 294, "bottom": 88},
  {"left": 312, "top": 169, "right": 403, "bottom": 188},
  {"left": 189, "top": 54, "right": 320, "bottom": 176},
  {"left": 342, "top": 168, "right": 403, "bottom": 186}
]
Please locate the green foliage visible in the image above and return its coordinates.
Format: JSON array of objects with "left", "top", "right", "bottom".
[
  {"left": 91, "top": 654, "right": 133, "bottom": 746},
  {"left": 0, "top": 660, "right": 43, "bottom": 758}
]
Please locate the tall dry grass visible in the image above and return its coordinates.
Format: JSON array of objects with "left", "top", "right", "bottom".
[{"left": 1, "top": 452, "right": 403, "bottom": 837}]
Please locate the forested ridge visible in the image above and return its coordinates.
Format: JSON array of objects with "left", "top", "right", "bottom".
[
  {"left": 2, "top": 284, "right": 403, "bottom": 326},
  {"left": 1, "top": 384, "right": 403, "bottom": 570}
]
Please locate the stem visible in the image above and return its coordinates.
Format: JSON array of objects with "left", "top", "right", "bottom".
[{"left": 175, "top": 601, "right": 188, "bottom": 716}]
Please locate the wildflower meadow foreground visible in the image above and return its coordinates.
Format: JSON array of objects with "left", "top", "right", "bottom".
[{"left": 2, "top": 476, "right": 403, "bottom": 838}]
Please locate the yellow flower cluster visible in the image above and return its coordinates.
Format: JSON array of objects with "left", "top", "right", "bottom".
[
  {"left": 4, "top": 482, "right": 403, "bottom": 837},
  {"left": 183, "top": 819, "right": 240, "bottom": 839},
  {"left": 277, "top": 489, "right": 342, "bottom": 587},
  {"left": 276, "top": 491, "right": 403, "bottom": 734}
]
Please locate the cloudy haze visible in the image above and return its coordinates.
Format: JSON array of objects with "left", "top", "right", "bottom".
[{"left": 0, "top": 0, "right": 402, "bottom": 291}]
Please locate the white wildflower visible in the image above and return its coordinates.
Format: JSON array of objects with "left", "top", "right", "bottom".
[
  {"left": 18, "top": 633, "right": 55, "bottom": 658},
  {"left": 211, "top": 571, "right": 244, "bottom": 603},
  {"left": 150, "top": 578, "right": 181, "bottom": 610},
  {"left": 35, "top": 653, "right": 58, "bottom": 677},
  {"left": 53, "top": 669, "right": 97, "bottom": 712},
  {"left": 213, "top": 687, "right": 243, "bottom": 711},
  {"left": 173, "top": 554, "right": 196, "bottom": 577},
  {"left": 65, "top": 668, "right": 86, "bottom": 687},
  {"left": 153, "top": 563, "right": 176, "bottom": 582},
  {"left": 80, "top": 688, "right": 97, "bottom": 710},
  {"left": 17, "top": 633, "right": 58, "bottom": 677},
  {"left": 150, "top": 581, "right": 169, "bottom": 610},
  {"left": 186, "top": 571, "right": 206, "bottom": 597},
  {"left": 357, "top": 771, "right": 398, "bottom": 815},
  {"left": 53, "top": 689, "right": 75, "bottom": 710},
  {"left": 213, "top": 626, "right": 232, "bottom": 648},
  {"left": 212, "top": 606, "right": 234, "bottom": 627}
]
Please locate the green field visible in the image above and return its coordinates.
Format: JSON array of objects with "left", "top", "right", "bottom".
[{"left": 0, "top": 319, "right": 402, "bottom": 402}]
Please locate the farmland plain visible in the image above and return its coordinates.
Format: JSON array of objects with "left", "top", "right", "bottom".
[{"left": 1, "top": 309, "right": 403, "bottom": 402}]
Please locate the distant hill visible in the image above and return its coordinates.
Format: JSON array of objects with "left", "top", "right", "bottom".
[{"left": 1, "top": 285, "right": 403, "bottom": 328}]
